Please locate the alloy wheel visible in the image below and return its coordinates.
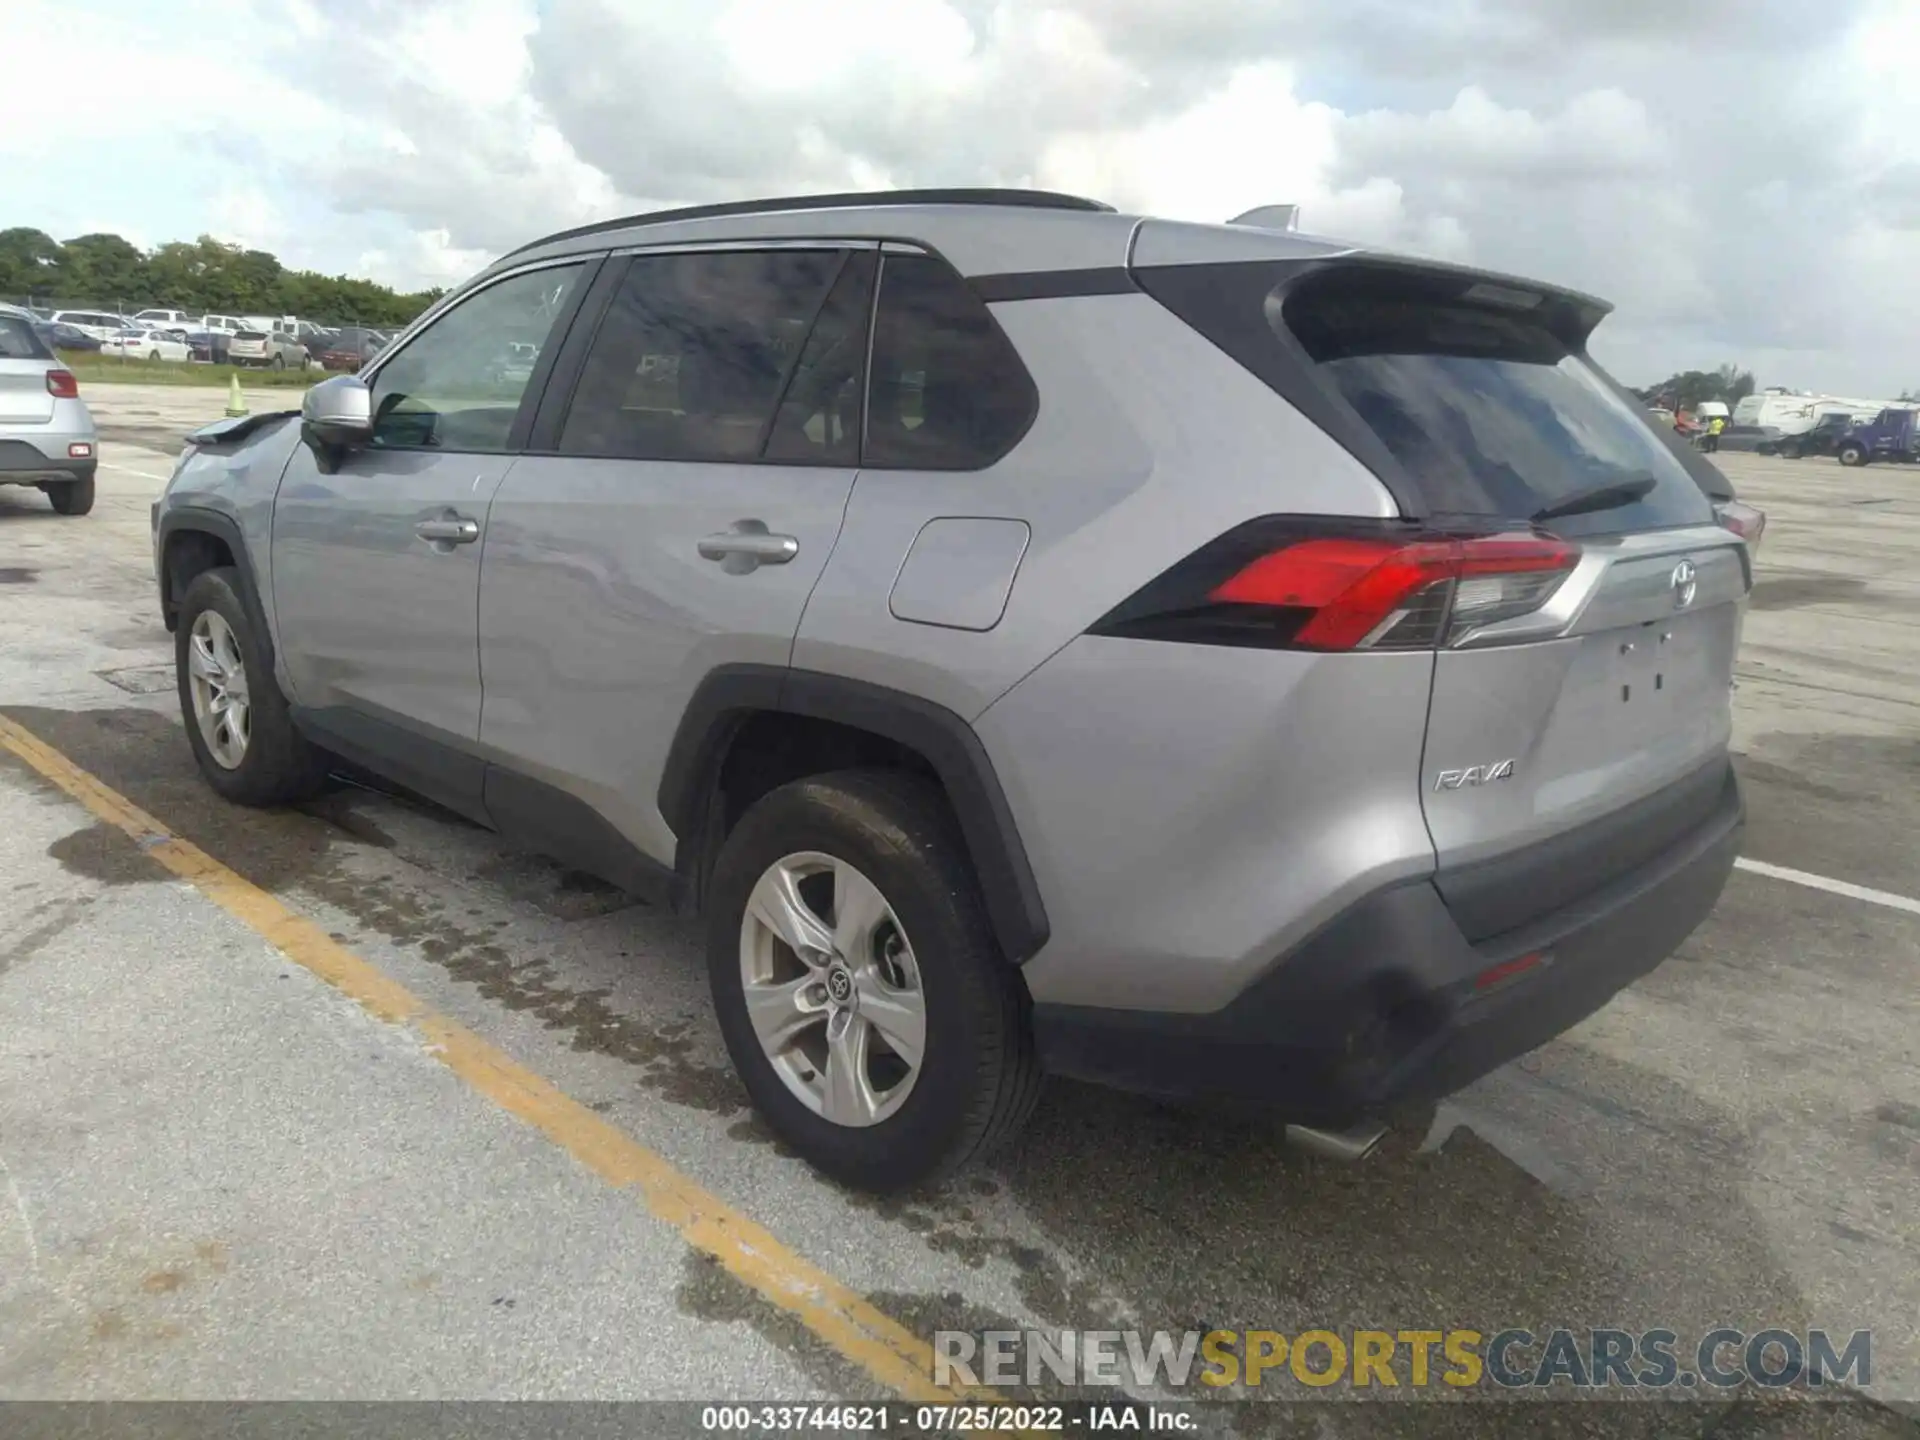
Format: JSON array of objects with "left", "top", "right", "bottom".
[
  {"left": 186, "top": 610, "right": 251, "bottom": 769},
  {"left": 738, "top": 851, "right": 927, "bottom": 1128}
]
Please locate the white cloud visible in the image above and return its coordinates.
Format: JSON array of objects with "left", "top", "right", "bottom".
[{"left": 4, "top": 0, "right": 1916, "bottom": 394}]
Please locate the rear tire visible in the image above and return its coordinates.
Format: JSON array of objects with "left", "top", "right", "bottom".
[
  {"left": 1838, "top": 442, "right": 1867, "bottom": 467},
  {"left": 46, "top": 475, "right": 94, "bottom": 515},
  {"left": 706, "top": 770, "right": 1042, "bottom": 1192},
  {"left": 174, "top": 568, "right": 330, "bottom": 807}
]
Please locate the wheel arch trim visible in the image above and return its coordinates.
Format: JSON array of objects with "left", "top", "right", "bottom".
[
  {"left": 659, "top": 664, "right": 1052, "bottom": 964},
  {"left": 157, "top": 507, "right": 273, "bottom": 664}
]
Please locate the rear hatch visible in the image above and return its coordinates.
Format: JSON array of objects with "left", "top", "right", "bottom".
[
  {"left": 1133, "top": 252, "right": 1750, "bottom": 941},
  {"left": 0, "top": 315, "right": 56, "bottom": 423}
]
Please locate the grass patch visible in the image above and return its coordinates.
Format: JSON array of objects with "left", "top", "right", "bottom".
[{"left": 59, "top": 351, "right": 328, "bottom": 389}]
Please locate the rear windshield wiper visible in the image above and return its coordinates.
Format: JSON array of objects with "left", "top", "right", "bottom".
[{"left": 1530, "top": 473, "right": 1659, "bottom": 523}]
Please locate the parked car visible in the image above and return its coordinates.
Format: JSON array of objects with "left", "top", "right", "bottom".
[
  {"left": 35, "top": 320, "right": 102, "bottom": 353},
  {"left": 151, "top": 188, "right": 1759, "bottom": 1191},
  {"left": 132, "top": 308, "right": 196, "bottom": 331},
  {"left": 313, "top": 326, "right": 385, "bottom": 372},
  {"left": 197, "top": 314, "right": 248, "bottom": 364},
  {"left": 228, "top": 327, "right": 311, "bottom": 370},
  {"left": 299, "top": 326, "right": 339, "bottom": 363},
  {"left": 46, "top": 309, "right": 128, "bottom": 342},
  {"left": 1778, "top": 411, "right": 1860, "bottom": 460},
  {"left": 0, "top": 303, "right": 98, "bottom": 515},
  {"left": 100, "top": 327, "right": 191, "bottom": 362},
  {"left": 1835, "top": 407, "right": 1920, "bottom": 467}
]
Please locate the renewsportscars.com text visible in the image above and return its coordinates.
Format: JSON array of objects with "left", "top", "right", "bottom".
[{"left": 933, "top": 1327, "right": 1873, "bottom": 1392}]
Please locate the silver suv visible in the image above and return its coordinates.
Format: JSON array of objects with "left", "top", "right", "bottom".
[
  {"left": 2, "top": 304, "right": 98, "bottom": 515},
  {"left": 153, "top": 189, "right": 1760, "bottom": 1191}
]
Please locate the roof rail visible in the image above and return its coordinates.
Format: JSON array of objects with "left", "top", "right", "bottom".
[{"left": 500, "top": 187, "right": 1116, "bottom": 261}]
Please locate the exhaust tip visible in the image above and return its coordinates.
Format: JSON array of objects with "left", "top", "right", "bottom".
[{"left": 1285, "top": 1121, "right": 1389, "bottom": 1163}]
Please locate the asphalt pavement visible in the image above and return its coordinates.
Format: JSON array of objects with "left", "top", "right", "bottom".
[{"left": 1, "top": 384, "right": 1916, "bottom": 1437}]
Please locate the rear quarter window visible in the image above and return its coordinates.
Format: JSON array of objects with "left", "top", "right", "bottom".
[
  {"left": 0, "top": 316, "right": 53, "bottom": 360},
  {"left": 864, "top": 253, "right": 1036, "bottom": 471}
]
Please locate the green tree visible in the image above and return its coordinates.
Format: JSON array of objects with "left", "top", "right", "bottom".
[
  {"left": 1639, "top": 365, "right": 1758, "bottom": 412},
  {"left": 55, "top": 232, "right": 149, "bottom": 305},
  {"left": 0, "top": 227, "right": 62, "bottom": 298},
  {"left": 4, "top": 223, "right": 450, "bottom": 327},
  {"left": 1716, "top": 363, "right": 1757, "bottom": 406}
]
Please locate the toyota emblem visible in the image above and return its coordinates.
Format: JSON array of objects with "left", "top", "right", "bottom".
[{"left": 1670, "top": 559, "right": 1698, "bottom": 610}]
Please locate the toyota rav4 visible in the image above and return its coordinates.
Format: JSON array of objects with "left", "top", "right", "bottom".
[{"left": 152, "top": 189, "right": 1762, "bottom": 1191}]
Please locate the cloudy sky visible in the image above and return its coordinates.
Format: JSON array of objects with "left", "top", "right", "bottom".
[{"left": 8, "top": 0, "right": 1918, "bottom": 395}]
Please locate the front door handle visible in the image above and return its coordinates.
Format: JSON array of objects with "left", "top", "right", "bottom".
[
  {"left": 697, "top": 519, "right": 799, "bottom": 574},
  {"left": 416, "top": 513, "right": 480, "bottom": 545}
]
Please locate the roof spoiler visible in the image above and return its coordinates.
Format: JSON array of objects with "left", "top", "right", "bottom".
[
  {"left": 1228, "top": 205, "right": 1300, "bottom": 232},
  {"left": 184, "top": 411, "right": 299, "bottom": 448}
]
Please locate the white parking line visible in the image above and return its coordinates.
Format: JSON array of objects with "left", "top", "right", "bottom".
[
  {"left": 99, "top": 461, "right": 173, "bottom": 483},
  {"left": 1735, "top": 857, "right": 1920, "bottom": 918}
]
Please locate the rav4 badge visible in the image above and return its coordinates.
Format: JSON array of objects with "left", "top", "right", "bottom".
[{"left": 1433, "top": 759, "right": 1517, "bottom": 791}]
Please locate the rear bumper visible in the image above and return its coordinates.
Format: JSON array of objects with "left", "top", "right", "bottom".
[
  {"left": 1032, "top": 760, "right": 1742, "bottom": 1124},
  {"left": 0, "top": 432, "right": 97, "bottom": 485}
]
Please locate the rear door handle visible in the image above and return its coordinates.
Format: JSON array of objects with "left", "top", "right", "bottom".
[
  {"left": 698, "top": 520, "right": 799, "bottom": 574},
  {"left": 416, "top": 514, "right": 480, "bottom": 545}
]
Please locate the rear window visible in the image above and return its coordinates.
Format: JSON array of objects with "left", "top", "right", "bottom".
[
  {"left": 1, "top": 316, "right": 53, "bottom": 360},
  {"left": 1142, "top": 261, "right": 1717, "bottom": 535},
  {"left": 234, "top": 330, "right": 267, "bottom": 340}
]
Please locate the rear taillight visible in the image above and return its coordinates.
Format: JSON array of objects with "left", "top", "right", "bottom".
[
  {"left": 1715, "top": 500, "right": 1765, "bottom": 555},
  {"left": 1090, "top": 519, "right": 1581, "bottom": 653},
  {"left": 46, "top": 369, "right": 79, "bottom": 399}
]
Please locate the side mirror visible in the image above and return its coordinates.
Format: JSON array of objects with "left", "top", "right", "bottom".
[{"left": 301, "top": 373, "right": 372, "bottom": 472}]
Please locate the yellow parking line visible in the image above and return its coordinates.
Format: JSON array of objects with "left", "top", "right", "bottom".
[{"left": 0, "top": 711, "right": 994, "bottom": 1405}]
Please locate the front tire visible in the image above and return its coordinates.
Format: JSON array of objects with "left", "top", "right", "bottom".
[
  {"left": 706, "top": 770, "right": 1042, "bottom": 1192},
  {"left": 174, "top": 568, "right": 330, "bottom": 806},
  {"left": 1838, "top": 442, "right": 1868, "bottom": 467},
  {"left": 46, "top": 475, "right": 94, "bottom": 515}
]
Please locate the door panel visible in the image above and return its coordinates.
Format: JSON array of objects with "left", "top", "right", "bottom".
[
  {"left": 267, "top": 257, "right": 592, "bottom": 783},
  {"left": 270, "top": 444, "right": 510, "bottom": 747},
  {"left": 476, "top": 245, "right": 874, "bottom": 865},
  {"left": 477, "top": 457, "right": 855, "bottom": 860}
]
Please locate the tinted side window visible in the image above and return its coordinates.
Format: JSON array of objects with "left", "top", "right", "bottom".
[
  {"left": 370, "top": 262, "right": 585, "bottom": 453},
  {"left": 764, "top": 250, "right": 875, "bottom": 465},
  {"left": 864, "top": 254, "right": 1036, "bottom": 470},
  {"left": 559, "top": 249, "right": 845, "bottom": 463}
]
